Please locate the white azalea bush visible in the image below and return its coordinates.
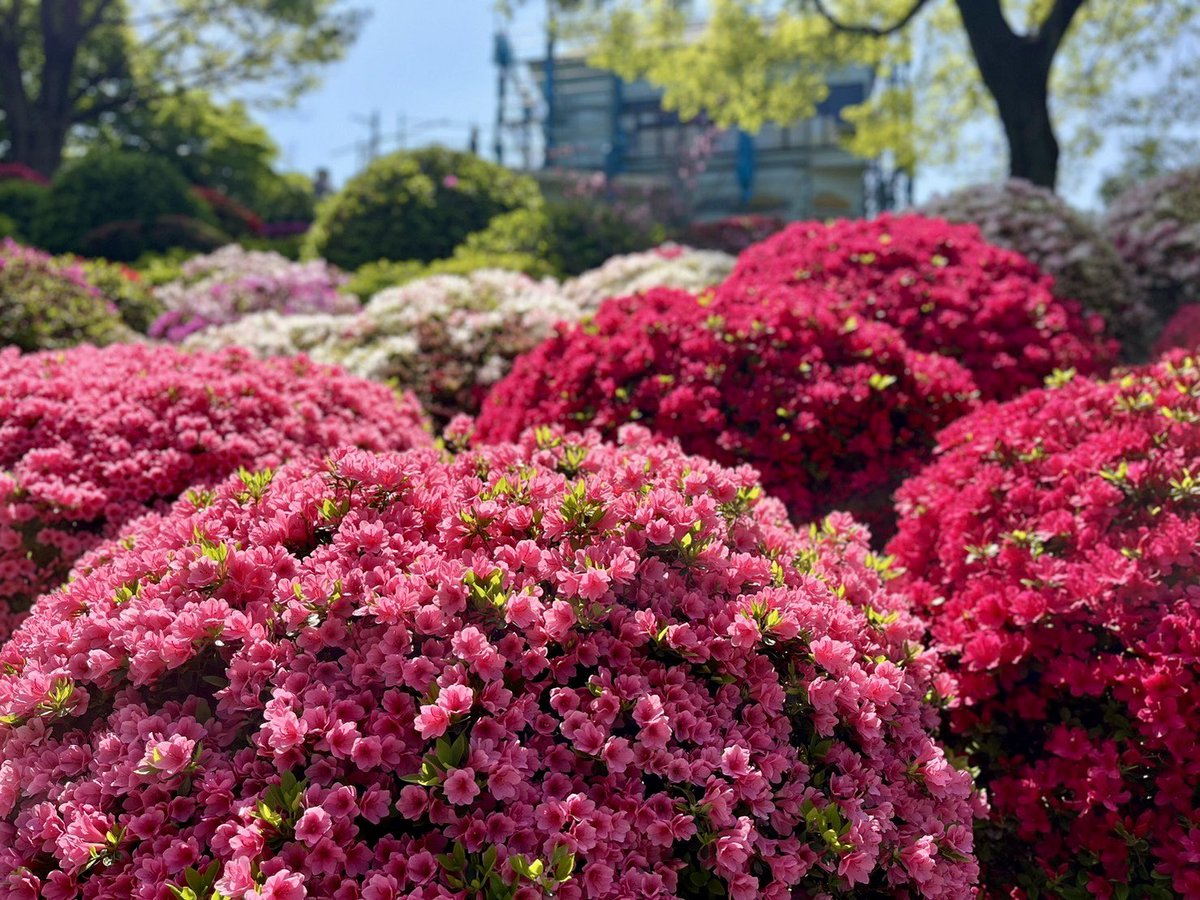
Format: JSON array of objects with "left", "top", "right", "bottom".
[
  {"left": 150, "top": 244, "right": 359, "bottom": 341},
  {"left": 185, "top": 247, "right": 736, "bottom": 425},
  {"left": 559, "top": 244, "right": 735, "bottom": 309},
  {"left": 1104, "top": 165, "right": 1200, "bottom": 325},
  {"left": 186, "top": 269, "right": 566, "bottom": 424},
  {"left": 923, "top": 179, "right": 1151, "bottom": 355}
]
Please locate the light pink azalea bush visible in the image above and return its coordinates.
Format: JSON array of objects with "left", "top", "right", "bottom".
[
  {"left": 1103, "top": 165, "right": 1200, "bottom": 324},
  {"left": 0, "top": 428, "right": 980, "bottom": 899},
  {"left": 150, "top": 245, "right": 358, "bottom": 342},
  {"left": 0, "top": 344, "right": 431, "bottom": 639},
  {"left": 923, "top": 180, "right": 1151, "bottom": 356}
]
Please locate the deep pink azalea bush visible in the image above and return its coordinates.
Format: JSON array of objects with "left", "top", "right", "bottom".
[
  {"left": 0, "top": 427, "right": 980, "bottom": 899},
  {"left": 1152, "top": 304, "right": 1200, "bottom": 358},
  {"left": 0, "top": 344, "right": 430, "bottom": 638},
  {"left": 920, "top": 179, "right": 1152, "bottom": 357},
  {"left": 888, "top": 359, "right": 1200, "bottom": 897},
  {"left": 716, "top": 214, "right": 1116, "bottom": 400},
  {"left": 477, "top": 287, "right": 978, "bottom": 530}
]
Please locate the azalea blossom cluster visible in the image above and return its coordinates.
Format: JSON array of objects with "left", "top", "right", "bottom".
[
  {"left": 888, "top": 359, "right": 1200, "bottom": 897},
  {"left": 1103, "top": 165, "right": 1200, "bottom": 323},
  {"left": 0, "top": 427, "right": 979, "bottom": 899},
  {"left": 717, "top": 214, "right": 1117, "bottom": 400},
  {"left": 150, "top": 245, "right": 358, "bottom": 342},
  {"left": 185, "top": 251, "right": 735, "bottom": 426},
  {"left": 558, "top": 245, "right": 734, "bottom": 312},
  {"left": 186, "top": 270, "right": 572, "bottom": 425},
  {"left": 0, "top": 162, "right": 49, "bottom": 186},
  {"left": 1152, "top": 304, "right": 1200, "bottom": 358},
  {"left": 478, "top": 286, "right": 978, "bottom": 530},
  {"left": 922, "top": 180, "right": 1151, "bottom": 355},
  {"left": 0, "top": 344, "right": 430, "bottom": 638}
]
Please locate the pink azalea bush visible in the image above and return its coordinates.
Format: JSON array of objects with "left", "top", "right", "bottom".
[
  {"left": 477, "top": 286, "right": 978, "bottom": 531},
  {"left": 1152, "top": 304, "right": 1200, "bottom": 358},
  {"left": 0, "top": 428, "right": 980, "bottom": 898},
  {"left": 889, "top": 359, "right": 1200, "bottom": 897},
  {"left": 1103, "top": 165, "right": 1200, "bottom": 324},
  {"left": 0, "top": 344, "right": 430, "bottom": 638},
  {"left": 922, "top": 180, "right": 1151, "bottom": 357},
  {"left": 150, "top": 245, "right": 358, "bottom": 342},
  {"left": 717, "top": 214, "right": 1117, "bottom": 400}
]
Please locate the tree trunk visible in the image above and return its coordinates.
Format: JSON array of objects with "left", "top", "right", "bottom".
[
  {"left": 0, "top": 0, "right": 84, "bottom": 177},
  {"left": 8, "top": 118, "right": 72, "bottom": 176},
  {"left": 955, "top": 0, "right": 1060, "bottom": 190},
  {"left": 989, "top": 62, "right": 1059, "bottom": 189}
]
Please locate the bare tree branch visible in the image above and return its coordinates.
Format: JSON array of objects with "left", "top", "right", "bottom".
[
  {"left": 1036, "top": 0, "right": 1089, "bottom": 58},
  {"left": 807, "top": 0, "right": 932, "bottom": 38}
]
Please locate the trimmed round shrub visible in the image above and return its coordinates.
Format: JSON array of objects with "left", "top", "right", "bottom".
[
  {"left": 922, "top": 180, "right": 1152, "bottom": 357},
  {"left": 36, "top": 151, "right": 214, "bottom": 256},
  {"left": 0, "top": 179, "right": 48, "bottom": 241},
  {"left": 150, "top": 245, "right": 357, "bottom": 342},
  {"left": 1104, "top": 165, "right": 1200, "bottom": 323},
  {"left": 478, "top": 287, "right": 978, "bottom": 530},
  {"left": 1152, "top": 304, "right": 1200, "bottom": 358},
  {"left": 888, "top": 359, "right": 1200, "bottom": 897},
  {"left": 78, "top": 214, "right": 230, "bottom": 263},
  {"left": 0, "top": 426, "right": 979, "bottom": 898},
  {"left": 305, "top": 148, "right": 541, "bottom": 270},
  {"left": 255, "top": 171, "right": 316, "bottom": 225},
  {"left": 186, "top": 269, "right": 572, "bottom": 427},
  {"left": 559, "top": 245, "right": 734, "bottom": 311},
  {"left": 462, "top": 200, "right": 665, "bottom": 277},
  {"left": 0, "top": 238, "right": 131, "bottom": 350},
  {"left": 0, "top": 344, "right": 431, "bottom": 639},
  {"left": 717, "top": 214, "right": 1117, "bottom": 400}
]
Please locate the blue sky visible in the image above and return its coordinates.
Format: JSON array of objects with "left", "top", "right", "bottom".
[{"left": 258, "top": 2, "right": 545, "bottom": 186}]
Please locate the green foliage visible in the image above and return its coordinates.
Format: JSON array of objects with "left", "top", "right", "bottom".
[
  {"left": 462, "top": 200, "right": 665, "bottom": 276},
  {"left": 344, "top": 250, "right": 553, "bottom": 300},
  {"left": 130, "top": 248, "right": 196, "bottom": 285},
  {"left": 0, "top": 244, "right": 132, "bottom": 351},
  {"left": 0, "top": 180, "right": 48, "bottom": 240},
  {"left": 571, "top": 0, "right": 1200, "bottom": 186},
  {"left": 0, "top": 215, "right": 16, "bottom": 239},
  {"left": 97, "top": 90, "right": 281, "bottom": 209},
  {"left": 37, "top": 151, "right": 215, "bottom": 257},
  {"left": 304, "top": 147, "right": 542, "bottom": 270},
  {"left": 237, "top": 234, "right": 307, "bottom": 260},
  {"left": 0, "top": 0, "right": 364, "bottom": 177},
  {"left": 254, "top": 172, "right": 317, "bottom": 224},
  {"left": 68, "top": 257, "right": 163, "bottom": 332}
]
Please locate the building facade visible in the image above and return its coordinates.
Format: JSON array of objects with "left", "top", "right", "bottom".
[{"left": 526, "top": 54, "right": 875, "bottom": 222}]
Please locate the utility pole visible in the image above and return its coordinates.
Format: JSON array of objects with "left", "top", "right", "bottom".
[
  {"left": 493, "top": 31, "right": 513, "bottom": 164},
  {"left": 544, "top": 1, "right": 557, "bottom": 166}
]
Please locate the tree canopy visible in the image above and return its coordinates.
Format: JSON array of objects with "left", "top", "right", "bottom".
[
  {"left": 563, "top": 0, "right": 1200, "bottom": 190},
  {"left": 0, "top": 0, "right": 366, "bottom": 174}
]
